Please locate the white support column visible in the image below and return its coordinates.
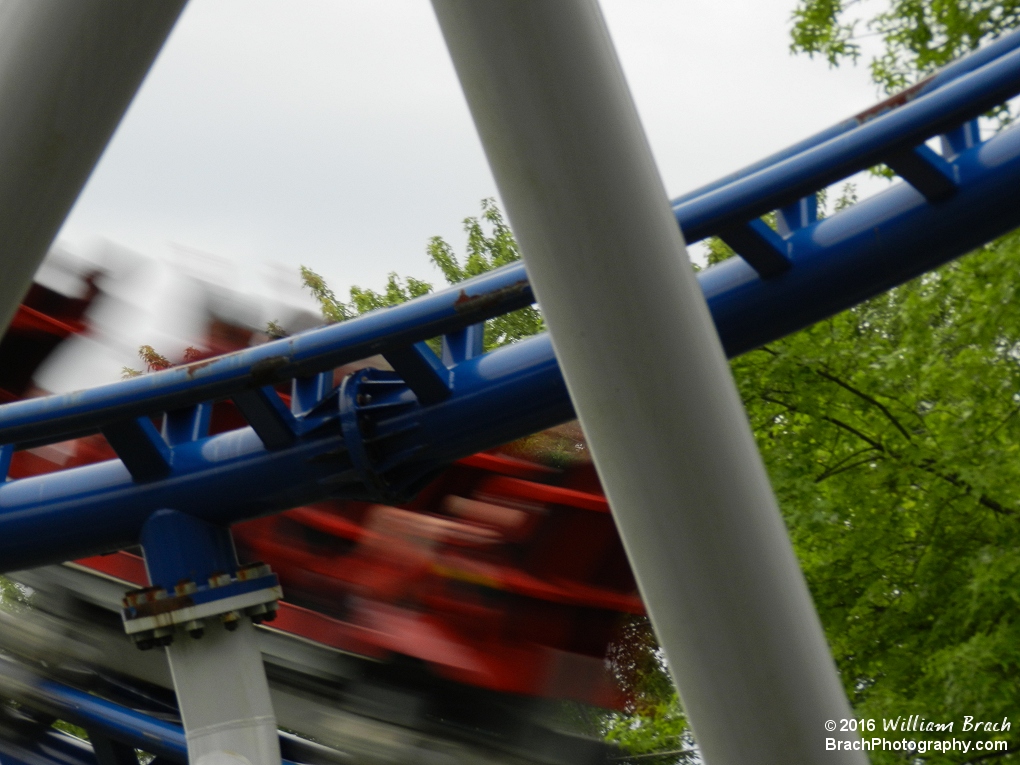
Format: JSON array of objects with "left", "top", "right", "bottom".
[
  {"left": 137, "top": 511, "right": 281, "bottom": 765},
  {"left": 165, "top": 621, "right": 279, "bottom": 765},
  {"left": 0, "top": 0, "right": 186, "bottom": 335},
  {"left": 430, "top": 3, "right": 866, "bottom": 764}
]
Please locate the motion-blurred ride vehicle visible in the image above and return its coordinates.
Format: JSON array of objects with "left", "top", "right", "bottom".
[{"left": 0, "top": 254, "right": 644, "bottom": 765}]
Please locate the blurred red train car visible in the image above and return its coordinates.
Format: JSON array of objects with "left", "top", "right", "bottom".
[{"left": 2, "top": 271, "right": 644, "bottom": 713}]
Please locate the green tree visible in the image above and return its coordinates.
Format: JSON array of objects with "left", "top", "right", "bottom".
[
  {"left": 302, "top": 199, "right": 543, "bottom": 351},
  {"left": 781, "top": 10, "right": 1020, "bottom": 759},
  {"left": 299, "top": 266, "right": 354, "bottom": 324},
  {"left": 791, "top": 0, "right": 1020, "bottom": 103},
  {"left": 733, "top": 229, "right": 1020, "bottom": 762},
  {"left": 602, "top": 618, "right": 694, "bottom": 764}
]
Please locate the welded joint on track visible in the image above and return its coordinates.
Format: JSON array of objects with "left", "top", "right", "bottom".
[
  {"left": 941, "top": 119, "right": 982, "bottom": 159},
  {"left": 885, "top": 143, "right": 958, "bottom": 202},
  {"left": 776, "top": 194, "right": 818, "bottom": 236},
  {"left": 717, "top": 218, "right": 792, "bottom": 278},
  {"left": 162, "top": 404, "right": 212, "bottom": 446},
  {"left": 102, "top": 418, "right": 172, "bottom": 482},
  {"left": 232, "top": 386, "right": 299, "bottom": 449},
  {"left": 291, "top": 370, "right": 334, "bottom": 415},
  {"left": 383, "top": 341, "right": 452, "bottom": 405},
  {"left": 442, "top": 323, "right": 485, "bottom": 365}
]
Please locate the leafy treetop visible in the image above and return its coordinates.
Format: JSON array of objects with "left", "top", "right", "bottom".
[
  {"left": 790, "top": 0, "right": 1020, "bottom": 102},
  {"left": 302, "top": 198, "right": 543, "bottom": 351},
  {"left": 733, "top": 228, "right": 1020, "bottom": 763}
]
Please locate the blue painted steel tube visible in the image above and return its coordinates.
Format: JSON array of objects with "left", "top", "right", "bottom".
[
  {"left": 0, "top": 334, "right": 570, "bottom": 570},
  {"left": 670, "top": 26, "right": 1020, "bottom": 207},
  {"left": 32, "top": 678, "right": 186, "bottom": 761},
  {"left": 0, "top": 425, "right": 349, "bottom": 570},
  {"left": 0, "top": 264, "right": 533, "bottom": 447},
  {"left": 0, "top": 123, "right": 1015, "bottom": 575},
  {"left": 0, "top": 78, "right": 1015, "bottom": 579},
  {"left": 674, "top": 45, "right": 1020, "bottom": 242},
  {"left": 705, "top": 121, "right": 1020, "bottom": 356},
  {"left": 21, "top": 676, "right": 302, "bottom": 765}
]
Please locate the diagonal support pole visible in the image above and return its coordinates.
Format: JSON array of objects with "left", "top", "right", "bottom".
[
  {"left": 430, "top": 2, "right": 865, "bottom": 763},
  {"left": 0, "top": 0, "right": 187, "bottom": 337}
]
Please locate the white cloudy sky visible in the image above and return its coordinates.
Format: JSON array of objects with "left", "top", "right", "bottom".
[{"left": 56, "top": 0, "right": 888, "bottom": 304}]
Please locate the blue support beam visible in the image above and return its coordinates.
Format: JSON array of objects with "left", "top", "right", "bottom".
[
  {"left": 290, "top": 372, "right": 333, "bottom": 416},
  {"left": 0, "top": 729, "right": 101, "bottom": 765},
  {"left": 701, "top": 123, "right": 1020, "bottom": 356},
  {"left": 885, "top": 143, "right": 958, "bottom": 202},
  {"left": 775, "top": 194, "right": 818, "bottom": 236},
  {"left": 30, "top": 678, "right": 186, "bottom": 762},
  {"left": 141, "top": 509, "right": 238, "bottom": 591},
  {"left": 716, "top": 219, "right": 791, "bottom": 277},
  {"left": 9, "top": 16, "right": 1020, "bottom": 765},
  {"left": 101, "top": 417, "right": 171, "bottom": 482},
  {"left": 232, "top": 387, "right": 298, "bottom": 450},
  {"left": 162, "top": 404, "right": 211, "bottom": 446},
  {"left": 382, "top": 341, "right": 452, "bottom": 404},
  {"left": 1, "top": 36, "right": 1017, "bottom": 453},
  {"left": 441, "top": 323, "right": 485, "bottom": 365}
]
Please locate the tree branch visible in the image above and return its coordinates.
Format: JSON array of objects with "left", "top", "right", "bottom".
[
  {"left": 757, "top": 393, "right": 1014, "bottom": 515},
  {"left": 816, "top": 454, "right": 883, "bottom": 483},
  {"left": 814, "top": 368, "right": 915, "bottom": 442},
  {"left": 819, "top": 414, "right": 886, "bottom": 451}
]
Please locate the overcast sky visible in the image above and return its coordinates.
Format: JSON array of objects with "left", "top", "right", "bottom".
[{"left": 56, "top": 0, "right": 887, "bottom": 304}]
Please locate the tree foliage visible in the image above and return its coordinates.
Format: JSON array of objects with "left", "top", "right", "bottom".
[
  {"left": 733, "top": 230, "right": 1020, "bottom": 762},
  {"left": 602, "top": 618, "right": 694, "bottom": 764},
  {"left": 302, "top": 199, "right": 543, "bottom": 351},
  {"left": 791, "top": 0, "right": 1020, "bottom": 101},
  {"left": 122, "top": 344, "right": 200, "bottom": 379}
]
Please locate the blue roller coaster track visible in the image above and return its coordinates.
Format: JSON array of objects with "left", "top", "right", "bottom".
[{"left": 3, "top": 14, "right": 1020, "bottom": 765}]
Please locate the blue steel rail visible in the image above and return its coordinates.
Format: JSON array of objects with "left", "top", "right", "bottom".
[
  {"left": 0, "top": 670, "right": 309, "bottom": 765},
  {"left": 0, "top": 36, "right": 1017, "bottom": 576}
]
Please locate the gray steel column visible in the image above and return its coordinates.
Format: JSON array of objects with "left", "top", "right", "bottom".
[
  {"left": 166, "top": 622, "right": 279, "bottom": 765},
  {"left": 0, "top": 0, "right": 187, "bottom": 335},
  {"left": 430, "top": 3, "right": 865, "bottom": 764}
]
